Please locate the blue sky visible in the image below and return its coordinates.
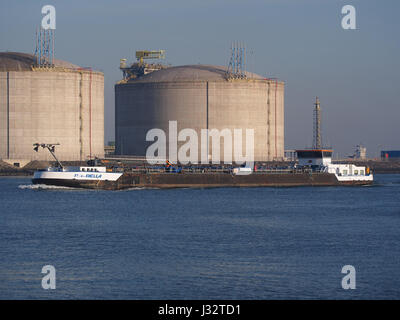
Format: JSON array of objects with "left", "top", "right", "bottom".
[{"left": 1, "top": 0, "right": 399, "bottom": 157}]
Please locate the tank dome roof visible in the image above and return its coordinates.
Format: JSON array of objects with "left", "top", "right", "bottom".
[
  {"left": 130, "top": 64, "right": 265, "bottom": 83},
  {"left": 0, "top": 52, "right": 80, "bottom": 71}
]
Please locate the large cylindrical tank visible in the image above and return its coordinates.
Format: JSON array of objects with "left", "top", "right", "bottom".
[
  {"left": 115, "top": 65, "right": 284, "bottom": 162},
  {"left": 0, "top": 52, "right": 104, "bottom": 161}
]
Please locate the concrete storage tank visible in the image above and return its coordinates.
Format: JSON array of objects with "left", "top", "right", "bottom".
[
  {"left": 0, "top": 52, "right": 104, "bottom": 163},
  {"left": 115, "top": 64, "right": 284, "bottom": 162}
]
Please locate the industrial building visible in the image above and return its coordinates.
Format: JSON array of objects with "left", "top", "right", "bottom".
[
  {"left": 381, "top": 150, "right": 400, "bottom": 160},
  {"left": 115, "top": 62, "right": 284, "bottom": 162},
  {"left": 348, "top": 145, "right": 367, "bottom": 159},
  {"left": 0, "top": 52, "right": 104, "bottom": 163}
]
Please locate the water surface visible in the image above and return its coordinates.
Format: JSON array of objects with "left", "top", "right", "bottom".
[{"left": 1, "top": 175, "right": 399, "bottom": 299}]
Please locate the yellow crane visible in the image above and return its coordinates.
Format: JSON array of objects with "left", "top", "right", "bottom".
[{"left": 135, "top": 50, "right": 166, "bottom": 65}]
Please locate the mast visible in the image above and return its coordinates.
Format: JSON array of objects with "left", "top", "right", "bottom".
[{"left": 313, "top": 97, "right": 322, "bottom": 149}]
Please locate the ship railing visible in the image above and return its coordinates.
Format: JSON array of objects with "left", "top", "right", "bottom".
[{"left": 118, "top": 167, "right": 327, "bottom": 174}]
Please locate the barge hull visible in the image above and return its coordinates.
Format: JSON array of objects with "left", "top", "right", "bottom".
[{"left": 32, "top": 172, "right": 373, "bottom": 190}]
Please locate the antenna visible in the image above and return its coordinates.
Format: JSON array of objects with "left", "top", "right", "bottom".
[
  {"left": 313, "top": 97, "right": 322, "bottom": 149},
  {"left": 226, "top": 41, "right": 247, "bottom": 79},
  {"left": 34, "top": 26, "right": 55, "bottom": 67}
]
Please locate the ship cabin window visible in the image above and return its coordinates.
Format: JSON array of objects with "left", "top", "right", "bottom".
[
  {"left": 343, "top": 169, "right": 348, "bottom": 175},
  {"left": 354, "top": 170, "right": 358, "bottom": 175},
  {"left": 296, "top": 150, "right": 332, "bottom": 159},
  {"left": 297, "top": 151, "right": 323, "bottom": 158},
  {"left": 82, "top": 168, "right": 85, "bottom": 171},
  {"left": 360, "top": 170, "right": 364, "bottom": 175}
]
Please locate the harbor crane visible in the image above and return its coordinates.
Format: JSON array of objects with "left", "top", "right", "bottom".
[{"left": 135, "top": 50, "right": 166, "bottom": 65}]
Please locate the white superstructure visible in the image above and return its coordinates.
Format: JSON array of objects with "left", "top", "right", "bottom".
[
  {"left": 296, "top": 149, "right": 373, "bottom": 183},
  {"left": 33, "top": 166, "right": 123, "bottom": 181},
  {"left": 326, "top": 163, "right": 373, "bottom": 182}
]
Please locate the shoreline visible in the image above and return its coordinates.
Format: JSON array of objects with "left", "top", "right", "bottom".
[{"left": 0, "top": 172, "right": 34, "bottom": 177}]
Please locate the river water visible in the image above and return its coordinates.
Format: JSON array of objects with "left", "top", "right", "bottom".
[{"left": 1, "top": 174, "right": 399, "bottom": 299}]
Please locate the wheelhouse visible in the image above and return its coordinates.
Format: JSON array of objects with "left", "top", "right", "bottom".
[{"left": 296, "top": 149, "right": 333, "bottom": 169}]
